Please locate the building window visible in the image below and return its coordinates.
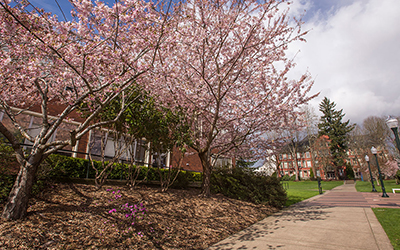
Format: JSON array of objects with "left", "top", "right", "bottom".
[{"left": 306, "top": 152, "right": 310, "bottom": 158}]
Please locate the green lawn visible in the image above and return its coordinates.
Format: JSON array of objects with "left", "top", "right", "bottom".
[
  {"left": 356, "top": 179, "right": 399, "bottom": 193},
  {"left": 284, "top": 180, "right": 343, "bottom": 206},
  {"left": 372, "top": 208, "right": 400, "bottom": 250}
]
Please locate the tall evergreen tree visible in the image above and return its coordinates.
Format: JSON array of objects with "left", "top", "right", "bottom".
[{"left": 318, "top": 97, "right": 354, "bottom": 179}]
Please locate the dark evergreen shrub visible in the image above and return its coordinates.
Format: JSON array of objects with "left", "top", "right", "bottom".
[
  {"left": 310, "top": 168, "right": 315, "bottom": 180},
  {"left": 281, "top": 174, "right": 296, "bottom": 181},
  {"left": 211, "top": 166, "right": 287, "bottom": 208},
  {"left": 345, "top": 163, "right": 355, "bottom": 179},
  {"left": 39, "top": 154, "right": 203, "bottom": 186},
  {"left": 0, "top": 142, "right": 17, "bottom": 203}
]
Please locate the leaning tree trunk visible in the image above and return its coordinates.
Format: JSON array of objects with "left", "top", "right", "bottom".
[
  {"left": 199, "top": 151, "right": 212, "bottom": 197},
  {"left": 2, "top": 154, "right": 43, "bottom": 220}
]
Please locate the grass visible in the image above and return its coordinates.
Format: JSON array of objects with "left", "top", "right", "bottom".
[
  {"left": 283, "top": 180, "right": 343, "bottom": 206},
  {"left": 372, "top": 208, "right": 400, "bottom": 250},
  {"left": 356, "top": 179, "right": 399, "bottom": 193}
]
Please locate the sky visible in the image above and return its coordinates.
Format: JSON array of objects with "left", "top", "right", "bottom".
[
  {"left": 30, "top": 0, "right": 400, "bottom": 125},
  {"left": 286, "top": 0, "right": 400, "bottom": 125}
]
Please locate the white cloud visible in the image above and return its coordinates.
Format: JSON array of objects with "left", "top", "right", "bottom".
[{"left": 287, "top": 0, "right": 400, "bottom": 124}]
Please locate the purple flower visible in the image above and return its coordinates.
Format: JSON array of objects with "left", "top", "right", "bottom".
[{"left": 108, "top": 208, "right": 117, "bottom": 213}]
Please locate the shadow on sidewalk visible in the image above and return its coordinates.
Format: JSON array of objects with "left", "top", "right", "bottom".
[{"left": 209, "top": 205, "right": 329, "bottom": 250}]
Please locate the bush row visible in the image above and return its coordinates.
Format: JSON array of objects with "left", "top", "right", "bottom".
[
  {"left": 43, "top": 154, "right": 203, "bottom": 187},
  {"left": 1, "top": 148, "right": 287, "bottom": 208},
  {"left": 211, "top": 166, "right": 287, "bottom": 208}
]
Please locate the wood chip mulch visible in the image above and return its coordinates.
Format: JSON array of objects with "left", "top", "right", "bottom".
[{"left": 0, "top": 183, "right": 278, "bottom": 249}]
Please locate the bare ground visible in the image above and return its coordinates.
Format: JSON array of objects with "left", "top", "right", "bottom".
[{"left": 0, "top": 183, "right": 278, "bottom": 249}]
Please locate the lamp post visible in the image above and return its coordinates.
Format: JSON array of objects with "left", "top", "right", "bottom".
[
  {"left": 386, "top": 118, "right": 400, "bottom": 155},
  {"left": 365, "top": 155, "right": 377, "bottom": 192},
  {"left": 371, "top": 147, "right": 389, "bottom": 197}
]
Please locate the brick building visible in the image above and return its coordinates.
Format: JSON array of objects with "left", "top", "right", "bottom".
[
  {"left": 0, "top": 105, "right": 234, "bottom": 173},
  {"left": 277, "top": 135, "right": 364, "bottom": 180},
  {"left": 277, "top": 137, "right": 314, "bottom": 179}
]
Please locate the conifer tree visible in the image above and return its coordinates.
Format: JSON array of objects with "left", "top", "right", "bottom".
[{"left": 318, "top": 97, "right": 354, "bottom": 179}]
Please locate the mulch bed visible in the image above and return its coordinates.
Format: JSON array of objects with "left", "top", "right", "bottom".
[{"left": 0, "top": 183, "right": 278, "bottom": 249}]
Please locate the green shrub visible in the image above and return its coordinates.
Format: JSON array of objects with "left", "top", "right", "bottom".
[
  {"left": 211, "top": 166, "right": 287, "bottom": 208},
  {"left": 0, "top": 174, "right": 16, "bottom": 204},
  {"left": 395, "top": 170, "right": 400, "bottom": 185},
  {"left": 345, "top": 163, "right": 355, "bottom": 179},
  {"left": 169, "top": 170, "right": 190, "bottom": 189},
  {"left": 0, "top": 142, "right": 17, "bottom": 204},
  {"left": 310, "top": 168, "right": 315, "bottom": 180},
  {"left": 281, "top": 174, "right": 296, "bottom": 181},
  {"left": 0, "top": 141, "right": 49, "bottom": 201},
  {"left": 41, "top": 154, "right": 203, "bottom": 188}
]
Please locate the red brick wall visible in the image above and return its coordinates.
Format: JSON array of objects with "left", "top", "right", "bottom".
[{"left": 170, "top": 147, "right": 203, "bottom": 172}]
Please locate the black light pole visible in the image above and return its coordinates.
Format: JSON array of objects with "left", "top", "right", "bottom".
[
  {"left": 386, "top": 118, "right": 400, "bottom": 155},
  {"left": 371, "top": 147, "right": 389, "bottom": 197},
  {"left": 364, "top": 155, "right": 377, "bottom": 192}
]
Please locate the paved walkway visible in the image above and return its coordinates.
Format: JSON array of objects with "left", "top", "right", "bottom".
[{"left": 208, "top": 182, "right": 399, "bottom": 250}]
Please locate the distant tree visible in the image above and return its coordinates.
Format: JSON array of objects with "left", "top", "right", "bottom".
[
  {"left": 313, "top": 135, "right": 332, "bottom": 178},
  {"left": 349, "top": 116, "right": 397, "bottom": 181},
  {"left": 362, "top": 116, "right": 391, "bottom": 151},
  {"left": 347, "top": 124, "right": 369, "bottom": 178},
  {"left": 318, "top": 97, "right": 354, "bottom": 179},
  {"left": 281, "top": 128, "right": 305, "bottom": 181},
  {"left": 302, "top": 105, "right": 319, "bottom": 177}
]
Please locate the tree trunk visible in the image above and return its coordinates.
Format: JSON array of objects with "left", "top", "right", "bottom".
[
  {"left": 294, "top": 158, "right": 299, "bottom": 181},
  {"left": 199, "top": 151, "right": 211, "bottom": 197},
  {"left": 2, "top": 155, "right": 42, "bottom": 220}
]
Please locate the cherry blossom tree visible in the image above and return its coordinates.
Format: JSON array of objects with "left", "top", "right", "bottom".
[
  {"left": 0, "top": 0, "right": 170, "bottom": 220},
  {"left": 382, "top": 158, "right": 399, "bottom": 178},
  {"left": 153, "top": 0, "right": 317, "bottom": 196}
]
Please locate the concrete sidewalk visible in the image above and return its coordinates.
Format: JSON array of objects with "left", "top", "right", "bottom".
[{"left": 208, "top": 183, "right": 396, "bottom": 250}]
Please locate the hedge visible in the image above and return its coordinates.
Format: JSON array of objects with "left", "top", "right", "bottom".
[
  {"left": 43, "top": 154, "right": 202, "bottom": 187},
  {"left": 1, "top": 147, "right": 286, "bottom": 209},
  {"left": 211, "top": 166, "right": 287, "bottom": 208}
]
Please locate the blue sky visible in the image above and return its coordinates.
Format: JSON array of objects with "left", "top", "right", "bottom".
[{"left": 29, "top": 0, "right": 400, "bottom": 125}]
